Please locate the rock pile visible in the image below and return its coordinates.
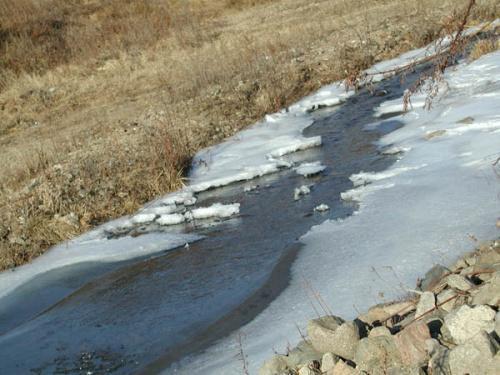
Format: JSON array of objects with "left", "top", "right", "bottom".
[{"left": 260, "top": 240, "right": 500, "bottom": 375}]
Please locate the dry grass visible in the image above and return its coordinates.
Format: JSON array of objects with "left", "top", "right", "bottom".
[
  {"left": 0, "top": 0, "right": 498, "bottom": 270},
  {"left": 469, "top": 37, "right": 500, "bottom": 60}
]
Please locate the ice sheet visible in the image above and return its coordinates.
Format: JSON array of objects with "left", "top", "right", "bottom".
[{"left": 176, "top": 50, "right": 500, "bottom": 375}]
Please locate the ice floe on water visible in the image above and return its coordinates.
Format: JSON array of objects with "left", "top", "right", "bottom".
[
  {"left": 177, "top": 49, "right": 500, "bottom": 375},
  {"left": 294, "top": 185, "right": 312, "bottom": 200},
  {"left": 186, "top": 203, "right": 240, "bottom": 221},
  {"left": 314, "top": 204, "right": 330, "bottom": 212},
  {"left": 295, "top": 161, "right": 326, "bottom": 177},
  {"left": 157, "top": 213, "right": 186, "bottom": 226}
]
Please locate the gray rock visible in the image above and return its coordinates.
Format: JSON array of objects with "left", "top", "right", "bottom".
[
  {"left": 416, "top": 291, "right": 436, "bottom": 317},
  {"left": 448, "top": 331, "right": 498, "bottom": 375},
  {"left": 320, "top": 352, "right": 338, "bottom": 373},
  {"left": 471, "top": 273, "right": 500, "bottom": 306},
  {"left": 445, "top": 274, "right": 474, "bottom": 291},
  {"left": 358, "top": 301, "right": 415, "bottom": 325},
  {"left": 464, "top": 254, "right": 477, "bottom": 266},
  {"left": 394, "top": 320, "right": 431, "bottom": 367},
  {"left": 329, "top": 359, "right": 357, "bottom": 375},
  {"left": 420, "top": 265, "right": 450, "bottom": 291},
  {"left": 387, "top": 366, "right": 425, "bottom": 375},
  {"left": 298, "top": 366, "right": 314, "bottom": 375},
  {"left": 437, "top": 289, "right": 457, "bottom": 312},
  {"left": 496, "top": 312, "right": 500, "bottom": 337},
  {"left": 442, "top": 305, "right": 496, "bottom": 344},
  {"left": 308, "top": 318, "right": 360, "bottom": 361},
  {"left": 354, "top": 336, "right": 402, "bottom": 374},
  {"left": 450, "top": 257, "right": 467, "bottom": 272},
  {"left": 259, "top": 340, "right": 322, "bottom": 375},
  {"left": 477, "top": 249, "right": 500, "bottom": 265},
  {"left": 428, "top": 344, "right": 451, "bottom": 375},
  {"left": 287, "top": 341, "right": 323, "bottom": 368},
  {"left": 369, "top": 326, "right": 392, "bottom": 338},
  {"left": 298, "top": 361, "right": 320, "bottom": 375},
  {"left": 259, "top": 356, "right": 289, "bottom": 375}
]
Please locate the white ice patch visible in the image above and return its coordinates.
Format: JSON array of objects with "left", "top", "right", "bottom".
[
  {"left": 314, "top": 204, "right": 330, "bottom": 212},
  {"left": 160, "top": 191, "right": 196, "bottom": 206},
  {"left": 186, "top": 203, "right": 240, "bottom": 221},
  {"left": 131, "top": 213, "right": 157, "bottom": 224},
  {"left": 340, "top": 183, "right": 396, "bottom": 202},
  {"left": 294, "top": 185, "right": 311, "bottom": 200},
  {"left": 156, "top": 214, "right": 186, "bottom": 226},
  {"left": 143, "top": 205, "right": 178, "bottom": 216},
  {"left": 267, "top": 136, "right": 322, "bottom": 158},
  {"left": 349, "top": 165, "right": 426, "bottom": 187},
  {"left": 382, "top": 146, "right": 412, "bottom": 155},
  {"left": 295, "top": 161, "right": 326, "bottom": 177}
]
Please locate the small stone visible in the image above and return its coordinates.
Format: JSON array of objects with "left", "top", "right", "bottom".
[
  {"left": 464, "top": 254, "right": 477, "bottom": 266},
  {"left": 330, "top": 359, "right": 357, "bottom": 375},
  {"left": 424, "top": 129, "right": 447, "bottom": 140},
  {"left": 259, "top": 341, "right": 322, "bottom": 375},
  {"left": 298, "top": 361, "right": 320, "bottom": 375},
  {"left": 445, "top": 274, "right": 474, "bottom": 291},
  {"left": 456, "top": 116, "right": 474, "bottom": 124},
  {"left": 450, "top": 257, "right": 468, "bottom": 272},
  {"left": 477, "top": 249, "right": 500, "bottom": 265},
  {"left": 416, "top": 292, "right": 435, "bottom": 317},
  {"left": 436, "top": 289, "right": 457, "bottom": 312},
  {"left": 369, "top": 326, "right": 392, "bottom": 338},
  {"left": 427, "top": 344, "right": 451, "bottom": 375},
  {"left": 471, "top": 273, "right": 500, "bottom": 306},
  {"left": 320, "top": 352, "right": 338, "bottom": 373},
  {"left": 286, "top": 341, "right": 323, "bottom": 369},
  {"left": 259, "top": 356, "right": 288, "bottom": 375},
  {"left": 358, "top": 301, "right": 415, "bottom": 325},
  {"left": 496, "top": 312, "right": 500, "bottom": 337},
  {"left": 442, "top": 305, "right": 496, "bottom": 344},
  {"left": 298, "top": 365, "right": 315, "bottom": 375},
  {"left": 394, "top": 320, "right": 431, "bottom": 367},
  {"left": 354, "top": 336, "right": 402, "bottom": 374},
  {"left": 387, "top": 366, "right": 425, "bottom": 375},
  {"left": 448, "top": 331, "right": 498, "bottom": 375},
  {"left": 425, "top": 338, "right": 442, "bottom": 356},
  {"left": 419, "top": 265, "right": 450, "bottom": 291}
]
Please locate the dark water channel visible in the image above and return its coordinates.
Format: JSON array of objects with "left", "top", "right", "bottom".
[{"left": 0, "top": 69, "right": 423, "bottom": 374}]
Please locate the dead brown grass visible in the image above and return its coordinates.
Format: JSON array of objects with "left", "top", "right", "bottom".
[
  {"left": 469, "top": 37, "right": 500, "bottom": 60},
  {"left": 0, "top": 0, "right": 498, "bottom": 270}
]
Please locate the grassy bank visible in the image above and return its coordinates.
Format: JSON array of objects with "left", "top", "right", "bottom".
[{"left": 0, "top": 0, "right": 498, "bottom": 270}]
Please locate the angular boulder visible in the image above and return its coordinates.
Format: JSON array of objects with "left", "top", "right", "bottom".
[
  {"left": 415, "top": 291, "right": 435, "bottom": 317},
  {"left": 471, "top": 273, "right": 500, "bottom": 306},
  {"left": 307, "top": 317, "right": 360, "bottom": 361},
  {"left": 358, "top": 301, "right": 415, "bottom": 326},
  {"left": 394, "top": 320, "right": 431, "bottom": 367},
  {"left": 354, "top": 336, "right": 402, "bottom": 374},
  {"left": 448, "top": 331, "right": 498, "bottom": 375},
  {"left": 442, "top": 305, "right": 495, "bottom": 344},
  {"left": 444, "top": 274, "right": 474, "bottom": 292}
]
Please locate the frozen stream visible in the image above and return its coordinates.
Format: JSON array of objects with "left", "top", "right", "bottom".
[{"left": 0, "top": 68, "right": 421, "bottom": 374}]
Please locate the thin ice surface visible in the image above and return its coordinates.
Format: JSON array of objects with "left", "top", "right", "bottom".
[
  {"left": 175, "top": 51, "right": 500, "bottom": 374},
  {"left": 0, "top": 230, "right": 199, "bottom": 300}
]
